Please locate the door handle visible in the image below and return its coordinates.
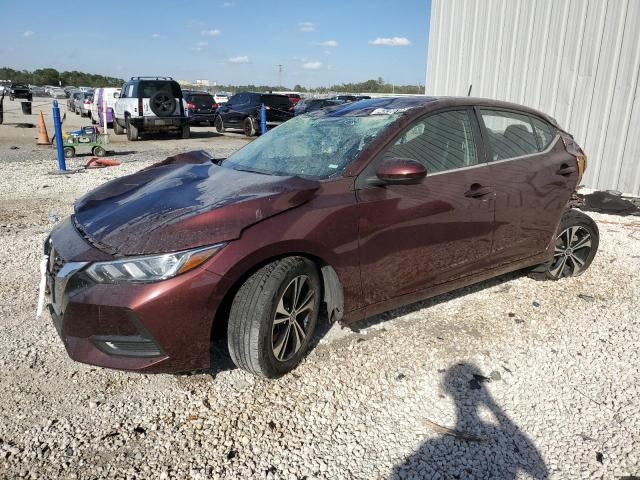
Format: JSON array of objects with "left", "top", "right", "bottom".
[
  {"left": 556, "top": 164, "right": 576, "bottom": 176},
  {"left": 464, "top": 184, "right": 494, "bottom": 198}
]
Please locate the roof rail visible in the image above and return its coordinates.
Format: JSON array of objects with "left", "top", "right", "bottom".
[{"left": 130, "top": 76, "right": 174, "bottom": 81}]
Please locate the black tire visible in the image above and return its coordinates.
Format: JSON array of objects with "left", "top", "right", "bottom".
[
  {"left": 149, "top": 91, "right": 176, "bottom": 117},
  {"left": 227, "top": 257, "right": 321, "bottom": 378},
  {"left": 180, "top": 125, "right": 190, "bottom": 139},
  {"left": 528, "top": 209, "right": 599, "bottom": 280},
  {"left": 113, "top": 117, "right": 125, "bottom": 135},
  {"left": 63, "top": 146, "right": 75, "bottom": 158},
  {"left": 126, "top": 117, "right": 139, "bottom": 141},
  {"left": 214, "top": 116, "right": 225, "bottom": 133},
  {"left": 243, "top": 117, "right": 256, "bottom": 137},
  {"left": 92, "top": 146, "right": 106, "bottom": 157}
]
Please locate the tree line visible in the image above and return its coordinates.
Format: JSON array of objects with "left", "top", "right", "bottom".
[
  {"left": 0, "top": 67, "right": 124, "bottom": 87},
  {"left": 2, "top": 66, "right": 424, "bottom": 94},
  {"left": 201, "top": 77, "right": 424, "bottom": 95}
]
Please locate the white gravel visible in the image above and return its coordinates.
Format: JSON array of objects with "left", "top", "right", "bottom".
[{"left": 1, "top": 99, "right": 639, "bottom": 479}]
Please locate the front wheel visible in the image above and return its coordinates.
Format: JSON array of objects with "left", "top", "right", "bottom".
[
  {"left": 529, "top": 209, "right": 599, "bottom": 280},
  {"left": 243, "top": 117, "right": 256, "bottom": 137},
  {"left": 227, "top": 257, "right": 321, "bottom": 378},
  {"left": 113, "top": 117, "right": 125, "bottom": 135}
]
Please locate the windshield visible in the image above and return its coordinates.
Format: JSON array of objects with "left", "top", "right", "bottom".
[{"left": 222, "top": 113, "right": 398, "bottom": 178}]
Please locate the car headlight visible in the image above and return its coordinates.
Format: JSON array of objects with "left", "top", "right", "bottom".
[{"left": 85, "top": 243, "right": 225, "bottom": 284}]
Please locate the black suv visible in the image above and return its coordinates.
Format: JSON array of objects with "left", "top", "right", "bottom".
[
  {"left": 214, "top": 92, "right": 293, "bottom": 137},
  {"left": 10, "top": 84, "right": 32, "bottom": 102},
  {"left": 113, "top": 77, "right": 189, "bottom": 141},
  {"left": 183, "top": 90, "right": 218, "bottom": 125}
]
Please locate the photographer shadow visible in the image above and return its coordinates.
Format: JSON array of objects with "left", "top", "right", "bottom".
[{"left": 391, "top": 363, "right": 549, "bottom": 479}]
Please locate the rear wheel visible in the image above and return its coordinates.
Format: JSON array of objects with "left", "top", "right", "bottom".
[
  {"left": 227, "top": 257, "right": 321, "bottom": 378},
  {"left": 126, "top": 117, "right": 138, "bottom": 141},
  {"left": 243, "top": 117, "right": 256, "bottom": 137},
  {"left": 92, "top": 146, "right": 106, "bottom": 157},
  {"left": 529, "top": 209, "right": 599, "bottom": 280},
  {"left": 214, "top": 116, "right": 225, "bottom": 133}
]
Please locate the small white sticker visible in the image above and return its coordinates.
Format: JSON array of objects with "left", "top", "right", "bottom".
[
  {"left": 328, "top": 164, "right": 339, "bottom": 169},
  {"left": 370, "top": 107, "right": 412, "bottom": 115}
]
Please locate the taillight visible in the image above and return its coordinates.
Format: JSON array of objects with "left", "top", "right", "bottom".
[
  {"left": 212, "top": 103, "right": 218, "bottom": 109},
  {"left": 84, "top": 99, "right": 91, "bottom": 104},
  {"left": 561, "top": 133, "right": 587, "bottom": 182},
  {"left": 138, "top": 98, "right": 143, "bottom": 116},
  {"left": 187, "top": 102, "right": 196, "bottom": 109}
]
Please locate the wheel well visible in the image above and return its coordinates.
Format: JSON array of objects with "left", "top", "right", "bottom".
[{"left": 211, "top": 253, "right": 344, "bottom": 340}]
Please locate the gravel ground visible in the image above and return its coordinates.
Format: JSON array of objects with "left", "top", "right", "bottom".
[{"left": 1, "top": 99, "right": 639, "bottom": 479}]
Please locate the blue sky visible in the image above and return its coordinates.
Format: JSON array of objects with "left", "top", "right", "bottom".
[{"left": 1, "top": 0, "right": 430, "bottom": 88}]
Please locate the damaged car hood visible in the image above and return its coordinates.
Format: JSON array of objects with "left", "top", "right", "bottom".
[{"left": 73, "top": 151, "right": 320, "bottom": 255}]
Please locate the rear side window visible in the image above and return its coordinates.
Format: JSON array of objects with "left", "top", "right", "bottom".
[
  {"left": 480, "top": 110, "right": 539, "bottom": 160},
  {"left": 383, "top": 110, "right": 478, "bottom": 174},
  {"left": 531, "top": 117, "right": 556, "bottom": 150}
]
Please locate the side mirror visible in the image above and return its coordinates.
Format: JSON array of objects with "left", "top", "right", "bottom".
[{"left": 371, "top": 158, "right": 427, "bottom": 185}]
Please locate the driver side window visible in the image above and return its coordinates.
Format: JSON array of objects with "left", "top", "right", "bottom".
[{"left": 383, "top": 110, "right": 479, "bottom": 174}]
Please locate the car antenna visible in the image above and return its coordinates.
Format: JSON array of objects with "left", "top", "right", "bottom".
[{"left": 467, "top": 84, "right": 472, "bottom": 96}]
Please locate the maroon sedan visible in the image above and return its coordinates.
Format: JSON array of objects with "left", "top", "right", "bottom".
[{"left": 43, "top": 97, "right": 598, "bottom": 378}]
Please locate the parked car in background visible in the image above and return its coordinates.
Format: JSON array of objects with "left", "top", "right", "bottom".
[
  {"left": 89, "top": 87, "right": 121, "bottom": 126},
  {"left": 214, "top": 92, "right": 293, "bottom": 137},
  {"left": 113, "top": 76, "right": 189, "bottom": 141},
  {"left": 213, "top": 92, "right": 229, "bottom": 104},
  {"left": 42, "top": 96, "right": 597, "bottom": 378},
  {"left": 49, "top": 87, "right": 67, "bottom": 99},
  {"left": 183, "top": 90, "right": 218, "bottom": 125},
  {"left": 78, "top": 92, "right": 94, "bottom": 117},
  {"left": 63, "top": 86, "right": 77, "bottom": 97},
  {"left": 67, "top": 90, "right": 82, "bottom": 112},
  {"left": 29, "top": 85, "right": 46, "bottom": 97},
  {"left": 286, "top": 93, "right": 301, "bottom": 105},
  {"left": 294, "top": 98, "right": 344, "bottom": 115},
  {"left": 9, "top": 83, "right": 32, "bottom": 101},
  {"left": 78, "top": 86, "right": 92, "bottom": 93}
]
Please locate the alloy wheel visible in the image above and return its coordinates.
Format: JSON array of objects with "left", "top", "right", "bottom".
[
  {"left": 271, "top": 275, "right": 316, "bottom": 362},
  {"left": 549, "top": 226, "right": 592, "bottom": 278}
]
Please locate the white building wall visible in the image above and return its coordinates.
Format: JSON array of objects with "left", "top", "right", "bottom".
[{"left": 426, "top": 0, "right": 640, "bottom": 195}]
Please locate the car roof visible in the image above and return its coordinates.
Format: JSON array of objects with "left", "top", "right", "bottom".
[{"left": 321, "top": 96, "right": 559, "bottom": 126}]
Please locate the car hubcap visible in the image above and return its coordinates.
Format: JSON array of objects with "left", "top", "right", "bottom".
[
  {"left": 271, "top": 275, "right": 315, "bottom": 362},
  {"left": 550, "top": 226, "right": 592, "bottom": 278}
]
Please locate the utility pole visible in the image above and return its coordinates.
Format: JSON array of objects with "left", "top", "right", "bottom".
[{"left": 277, "top": 64, "right": 283, "bottom": 89}]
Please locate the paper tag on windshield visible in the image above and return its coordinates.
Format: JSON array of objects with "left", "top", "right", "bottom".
[
  {"left": 328, "top": 164, "right": 338, "bottom": 169},
  {"left": 370, "top": 107, "right": 412, "bottom": 115}
]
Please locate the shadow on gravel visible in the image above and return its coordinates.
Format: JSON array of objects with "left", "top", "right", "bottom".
[{"left": 391, "top": 362, "right": 548, "bottom": 479}]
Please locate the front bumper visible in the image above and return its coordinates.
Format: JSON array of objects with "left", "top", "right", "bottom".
[{"left": 44, "top": 219, "right": 231, "bottom": 373}]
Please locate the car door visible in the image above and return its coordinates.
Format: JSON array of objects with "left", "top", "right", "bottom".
[
  {"left": 356, "top": 108, "right": 495, "bottom": 306},
  {"left": 477, "top": 109, "right": 577, "bottom": 265},
  {"left": 223, "top": 94, "right": 248, "bottom": 126}
]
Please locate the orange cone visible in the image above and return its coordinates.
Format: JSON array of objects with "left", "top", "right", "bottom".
[{"left": 37, "top": 112, "right": 51, "bottom": 145}]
